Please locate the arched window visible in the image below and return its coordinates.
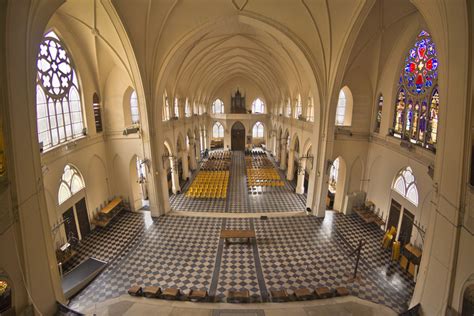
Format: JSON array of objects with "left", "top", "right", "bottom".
[
  {"left": 374, "top": 94, "right": 383, "bottom": 133},
  {"left": 306, "top": 96, "right": 314, "bottom": 122},
  {"left": 329, "top": 158, "right": 340, "bottom": 194},
  {"left": 185, "top": 98, "right": 191, "bottom": 117},
  {"left": 252, "top": 122, "right": 264, "bottom": 138},
  {"left": 392, "top": 30, "right": 439, "bottom": 151},
  {"left": 335, "top": 86, "right": 353, "bottom": 126},
  {"left": 174, "top": 98, "right": 179, "bottom": 118},
  {"left": 58, "top": 164, "right": 85, "bottom": 205},
  {"left": 130, "top": 90, "right": 139, "bottom": 124},
  {"left": 286, "top": 98, "right": 291, "bottom": 117},
  {"left": 212, "top": 122, "right": 224, "bottom": 138},
  {"left": 212, "top": 99, "right": 224, "bottom": 114},
  {"left": 294, "top": 95, "right": 302, "bottom": 119},
  {"left": 393, "top": 166, "right": 419, "bottom": 206},
  {"left": 162, "top": 93, "right": 170, "bottom": 121},
  {"left": 252, "top": 98, "right": 265, "bottom": 113},
  {"left": 36, "top": 31, "right": 84, "bottom": 150}
]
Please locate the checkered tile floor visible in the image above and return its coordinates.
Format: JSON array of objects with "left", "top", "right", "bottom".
[
  {"left": 63, "top": 211, "right": 146, "bottom": 273},
  {"left": 170, "top": 151, "right": 306, "bottom": 213},
  {"left": 215, "top": 218, "right": 260, "bottom": 300},
  {"left": 68, "top": 211, "right": 415, "bottom": 314}
]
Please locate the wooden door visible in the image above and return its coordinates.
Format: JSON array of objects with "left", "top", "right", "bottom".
[
  {"left": 387, "top": 199, "right": 401, "bottom": 232},
  {"left": 231, "top": 121, "right": 245, "bottom": 151},
  {"left": 399, "top": 208, "right": 415, "bottom": 246},
  {"left": 75, "top": 198, "right": 90, "bottom": 239},
  {"left": 63, "top": 207, "right": 78, "bottom": 243}
]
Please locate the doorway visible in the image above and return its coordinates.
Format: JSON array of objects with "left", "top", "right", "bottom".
[
  {"left": 75, "top": 198, "right": 90, "bottom": 239},
  {"left": 399, "top": 209, "right": 415, "bottom": 246},
  {"left": 387, "top": 199, "right": 402, "bottom": 232},
  {"left": 231, "top": 121, "right": 245, "bottom": 151},
  {"left": 63, "top": 207, "right": 79, "bottom": 243}
]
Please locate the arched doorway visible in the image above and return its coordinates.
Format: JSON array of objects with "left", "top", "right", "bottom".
[
  {"left": 231, "top": 121, "right": 245, "bottom": 151},
  {"left": 462, "top": 284, "right": 474, "bottom": 316},
  {"left": 327, "top": 157, "right": 346, "bottom": 211}
]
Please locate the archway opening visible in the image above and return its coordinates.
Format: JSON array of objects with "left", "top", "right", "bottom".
[
  {"left": 130, "top": 156, "right": 148, "bottom": 211},
  {"left": 231, "top": 121, "right": 245, "bottom": 151},
  {"left": 462, "top": 284, "right": 474, "bottom": 316},
  {"left": 327, "top": 157, "right": 346, "bottom": 211}
]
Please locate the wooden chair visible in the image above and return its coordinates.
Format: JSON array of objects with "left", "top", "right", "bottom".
[
  {"left": 162, "top": 288, "right": 180, "bottom": 300},
  {"left": 294, "top": 288, "right": 313, "bottom": 300},
  {"left": 315, "top": 287, "right": 332, "bottom": 299},
  {"left": 227, "top": 289, "right": 250, "bottom": 303},
  {"left": 400, "top": 255, "right": 409, "bottom": 271},
  {"left": 188, "top": 289, "right": 208, "bottom": 302},
  {"left": 270, "top": 289, "right": 289, "bottom": 302},
  {"left": 143, "top": 286, "right": 161, "bottom": 298},
  {"left": 128, "top": 285, "right": 142, "bottom": 296}
]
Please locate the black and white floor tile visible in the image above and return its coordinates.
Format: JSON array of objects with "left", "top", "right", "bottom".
[{"left": 68, "top": 210, "right": 415, "bottom": 314}]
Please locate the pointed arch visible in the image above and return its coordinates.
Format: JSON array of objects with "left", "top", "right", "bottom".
[
  {"left": 58, "top": 164, "right": 85, "bottom": 205},
  {"left": 392, "top": 166, "right": 419, "bottom": 206},
  {"left": 36, "top": 30, "right": 84, "bottom": 150}
]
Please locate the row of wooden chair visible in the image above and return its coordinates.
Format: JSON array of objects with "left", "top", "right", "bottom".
[
  {"left": 208, "top": 150, "right": 232, "bottom": 160},
  {"left": 128, "top": 286, "right": 209, "bottom": 302},
  {"left": 129, "top": 285, "right": 350, "bottom": 304}
]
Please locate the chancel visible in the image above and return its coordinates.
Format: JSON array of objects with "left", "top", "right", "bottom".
[{"left": 0, "top": 1, "right": 473, "bottom": 315}]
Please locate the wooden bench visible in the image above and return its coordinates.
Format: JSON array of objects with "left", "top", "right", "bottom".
[
  {"left": 294, "top": 288, "right": 313, "bottom": 300},
  {"left": 188, "top": 289, "right": 208, "bottom": 302},
  {"left": 162, "top": 288, "right": 180, "bottom": 300},
  {"left": 228, "top": 289, "right": 250, "bottom": 303},
  {"left": 315, "top": 287, "right": 332, "bottom": 299},
  {"left": 220, "top": 229, "right": 256, "bottom": 246},
  {"left": 335, "top": 287, "right": 350, "bottom": 297},
  {"left": 270, "top": 289, "right": 289, "bottom": 302},
  {"left": 127, "top": 285, "right": 142, "bottom": 296},
  {"left": 143, "top": 286, "right": 161, "bottom": 298}
]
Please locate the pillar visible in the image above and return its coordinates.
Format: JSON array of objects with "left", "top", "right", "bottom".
[
  {"left": 189, "top": 141, "right": 197, "bottom": 170},
  {"left": 280, "top": 146, "right": 287, "bottom": 170},
  {"left": 296, "top": 163, "right": 305, "bottom": 194},
  {"left": 287, "top": 149, "right": 295, "bottom": 180},
  {"left": 170, "top": 158, "right": 181, "bottom": 194},
  {"left": 181, "top": 150, "right": 189, "bottom": 180}
]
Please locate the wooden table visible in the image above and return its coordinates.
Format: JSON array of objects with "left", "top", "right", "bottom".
[
  {"left": 100, "top": 197, "right": 122, "bottom": 214},
  {"left": 220, "top": 229, "right": 256, "bottom": 245}
]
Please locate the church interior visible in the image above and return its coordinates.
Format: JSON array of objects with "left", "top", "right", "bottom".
[{"left": 0, "top": 0, "right": 473, "bottom": 315}]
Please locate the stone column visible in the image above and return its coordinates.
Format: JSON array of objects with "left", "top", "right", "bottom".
[
  {"left": 286, "top": 149, "right": 295, "bottom": 180},
  {"left": 170, "top": 157, "right": 181, "bottom": 194},
  {"left": 181, "top": 150, "right": 189, "bottom": 180},
  {"left": 296, "top": 164, "right": 305, "bottom": 194},
  {"left": 189, "top": 140, "right": 198, "bottom": 170},
  {"left": 280, "top": 146, "right": 287, "bottom": 170}
]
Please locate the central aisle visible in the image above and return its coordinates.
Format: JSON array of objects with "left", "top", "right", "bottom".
[{"left": 170, "top": 150, "right": 306, "bottom": 213}]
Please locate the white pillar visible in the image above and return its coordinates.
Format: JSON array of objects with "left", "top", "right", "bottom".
[
  {"left": 296, "top": 162, "right": 305, "bottom": 194},
  {"left": 189, "top": 141, "right": 197, "bottom": 170},
  {"left": 287, "top": 149, "right": 295, "bottom": 180},
  {"left": 181, "top": 150, "right": 189, "bottom": 180},
  {"left": 280, "top": 146, "right": 287, "bottom": 170},
  {"left": 170, "top": 158, "right": 181, "bottom": 194}
]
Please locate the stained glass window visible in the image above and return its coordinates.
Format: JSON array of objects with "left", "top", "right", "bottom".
[
  {"left": 392, "top": 166, "right": 418, "bottom": 206},
  {"left": 212, "top": 122, "right": 224, "bottom": 138},
  {"left": 162, "top": 93, "right": 170, "bottom": 121},
  {"left": 306, "top": 96, "right": 314, "bottom": 122},
  {"left": 58, "top": 164, "right": 85, "bottom": 205},
  {"left": 392, "top": 30, "right": 439, "bottom": 151},
  {"left": 36, "top": 31, "right": 84, "bottom": 150},
  {"left": 212, "top": 99, "right": 224, "bottom": 114},
  {"left": 252, "top": 122, "right": 264, "bottom": 138},
  {"left": 374, "top": 95, "right": 383, "bottom": 133}
]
